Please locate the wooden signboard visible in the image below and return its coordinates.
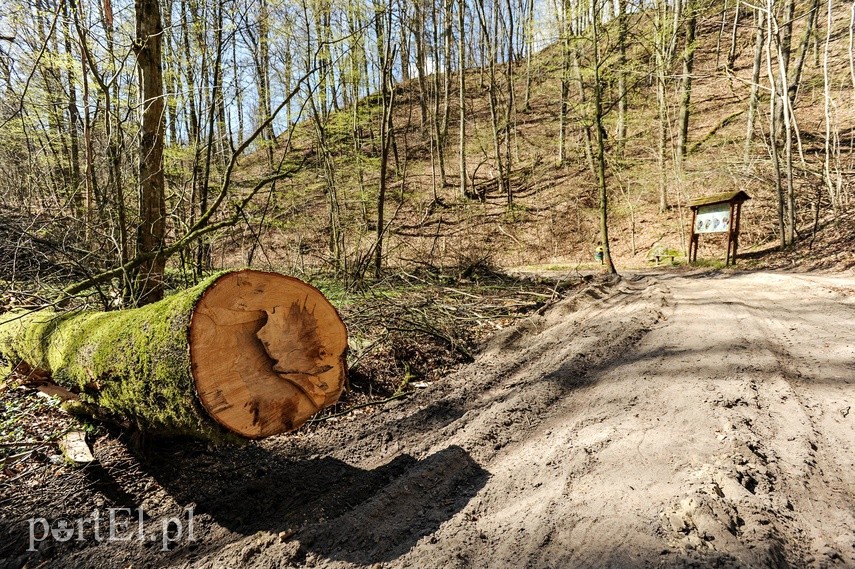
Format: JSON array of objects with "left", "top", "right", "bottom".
[{"left": 688, "top": 191, "right": 750, "bottom": 266}]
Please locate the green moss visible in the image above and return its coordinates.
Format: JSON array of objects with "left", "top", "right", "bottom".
[
  {"left": 0, "top": 273, "right": 238, "bottom": 441},
  {"left": 690, "top": 258, "right": 728, "bottom": 269}
]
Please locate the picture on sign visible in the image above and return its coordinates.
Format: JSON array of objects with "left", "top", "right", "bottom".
[{"left": 695, "top": 203, "right": 731, "bottom": 234}]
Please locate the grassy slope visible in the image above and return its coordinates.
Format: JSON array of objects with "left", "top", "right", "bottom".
[{"left": 222, "top": 0, "right": 855, "bottom": 277}]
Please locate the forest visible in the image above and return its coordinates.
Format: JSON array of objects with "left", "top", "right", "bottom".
[
  {"left": 1, "top": 0, "right": 854, "bottom": 566},
  {"left": 0, "top": 0, "right": 851, "bottom": 306}
]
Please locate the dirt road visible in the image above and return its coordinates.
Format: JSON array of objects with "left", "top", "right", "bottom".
[{"left": 7, "top": 270, "right": 855, "bottom": 568}]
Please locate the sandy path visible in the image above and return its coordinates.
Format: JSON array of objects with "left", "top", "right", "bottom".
[
  {"left": 289, "top": 271, "right": 855, "bottom": 569},
  {"left": 21, "top": 271, "right": 853, "bottom": 569}
]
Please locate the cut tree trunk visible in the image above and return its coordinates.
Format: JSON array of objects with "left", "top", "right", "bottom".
[{"left": 0, "top": 270, "right": 348, "bottom": 441}]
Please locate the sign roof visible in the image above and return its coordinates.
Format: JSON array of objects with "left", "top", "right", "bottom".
[{"left": 688, "top": 190, "right": 751, "bottom": 209}]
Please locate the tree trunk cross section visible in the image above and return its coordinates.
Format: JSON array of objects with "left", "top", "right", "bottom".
[{"left": 190, "top": 271, "right": 347, "bottom": 438}]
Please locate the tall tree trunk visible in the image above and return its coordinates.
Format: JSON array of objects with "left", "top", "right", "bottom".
[
  {"left": 70, "top": 0, "right": 100, "bottom": 233},
  {"left": 181, "top": 0, "right": 201, "bottom": 244},
  {"left": 850, "top": 4, "right": 855, "bottom": 102},
  {"left": 654, "top": 0, "right": 672, "bottom": 213},
  {"left": 80, "top": 47, "right": 97, "bottom": 227},
  {"left": 772, "top": 0, "right": 794, "bottom": 139},
  {"left": 431, "top": 0, "right": 446, "bottom": 184},
  {"left": 259, "top": 0, "right": 274, "bottom": 167},
  {"left": 163, "top": 0, "right": 179, "bottom": 146},
  {"left": 770, "top": 1, "right": 797, "bottom": 245},
  {"left": 744, "top": 7, "right": 764, "bottom": 164},
  {"left": 414, "top": 1, "right": 429, "bottom": 130},
  {"left": 591, "top": 0, "right": 616, "bottom": 274},
  {"left": 134, "top": 0, "right": 167, "bottom": 304},
  {"left": 558, "top": 0, "right": 570, "bottom": 166},
  {"left": 823, "top": 0, "right": 839, "bottom": 212},
  {"left": 62, "top": 0, "right": 82, "bottom": 215},
  {"left": 765, "top": 0, "right": 786, "bottom": 250},
  {"left": 197, "top": 0, "right": 224, "bottom": 275},
  {"left": 616, "top": 0, "right": 628, "bottom": 154},
  {"left": 234, "top": 23, "right": 245, "bottom": 146},
  {"left": 503, "top": 0, "right": 515, "bottom": 206},
  {"left": 727, "top": 0, "right": 741, "bottom": 71},
  {"left": 675, "top": 0, "right": 696, "bottom": 174},
  {"left": 572, "top": 45, "right": 597, "bottom": 181},
  {"left": 375, "top": 0, "right": 394, "bottom": 278},
  {"left": 474, "top": 0, "right": 506, "bottom": 200},
  {"left": 442, "top": 0, "right": 452, "bottom": 143},
  {"left": 99, "top": 0, "right": 130, "bottom": 285},
  {"left": 457, "top": 0, "right": 467, "bottom": 197},
  {"left": 399, "top": 0, "right": 411, "bottom": 82},
  {"left": 788, "top": 0, "right": 819, "bottom": 104},
  {"left": 522, "top": 0, "right": 534, "bottom": 111}
]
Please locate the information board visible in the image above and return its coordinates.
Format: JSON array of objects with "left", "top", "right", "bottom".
[{"left": 694, "top": 203, "right": 731, "bottom": 234}]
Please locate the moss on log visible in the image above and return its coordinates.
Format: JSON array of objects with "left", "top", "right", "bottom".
[{"left": 0, "top": 270, "right": 348, "bottom": 441}]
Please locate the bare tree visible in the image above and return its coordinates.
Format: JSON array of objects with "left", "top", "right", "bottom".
[
  {"left": 457, "top": 0, "right": 468, "bottom": 197},
  {"left": 744, "top": 7, "right": 764, "bottom": 165},
  {"left": 675, "top": 0, "right": 696, "bottom": 174},
  {"left": 133, "top": 0, "right": 167, "bottom": 303},
  {"left": 590, "top": 0, "right": 616, "bottom": 273},
  {"left": 375, "top": 0, "right": 395, "bottom": 277}
]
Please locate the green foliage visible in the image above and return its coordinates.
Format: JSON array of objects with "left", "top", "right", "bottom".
[
  {"left": 690, "top": 258, "right": 728, "bottom": 269},
  {"left": 0, "top": 387, "right": 67, "bottom": 460},
  {"left": 0, "top": 394, "right": 55, "bottom": 445}
]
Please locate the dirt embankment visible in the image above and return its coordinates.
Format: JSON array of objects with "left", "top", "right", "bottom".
[{"left": 3, "top": 270, "right": 855, "bottom": 568}]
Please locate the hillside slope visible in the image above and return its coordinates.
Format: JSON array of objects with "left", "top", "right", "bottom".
[{"left": 221, "top": 0, "right": 854, "bottom": 276}]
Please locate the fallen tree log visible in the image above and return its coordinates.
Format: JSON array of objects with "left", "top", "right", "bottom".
[{"left": 0, "top": 270, "right": 348, "bottom": 440}]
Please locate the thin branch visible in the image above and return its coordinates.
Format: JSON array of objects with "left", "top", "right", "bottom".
[
  {"left": 0, "top": 2, "right": 63, "bottom": 129},
  {"left": 57, "top": 69, "right": 316, "bottom": 301}
]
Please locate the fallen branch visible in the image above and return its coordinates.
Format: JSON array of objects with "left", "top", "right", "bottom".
[{"left": 307, "top": 392, "right": 410, "bottom": 424}]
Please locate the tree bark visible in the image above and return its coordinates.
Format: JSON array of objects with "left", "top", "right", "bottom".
[
  {"left": 654, "top": 0, "right": 678, "bottom": 213},
  {"left": 744, "top": 7, "right": 764, "bottom": 164},
  {"left": 727, "top": 0, "right": 741, "bottom": 71},
  {"left": 430, "top": 0, "right": 447, "bottom": 184},
  {"left": 522, "top": 0, "right": 534, "bottom": 111},
  {"left": 375, "top": 0, "right": 394, "bottom": 278},
  {"left": 413, "top": 1, "right": 429, "bottom": 129},
  {"left": 0, "top": 271, "right": 348, "bottom": 440},
  {"left": 558, "top": 0, "right": 570, "bottom": 166},
  {"left": 850, "top": 3, "right": 855, "bottom": 101},
  {"left": 675, "top": 0, "right": 696, "bottom": 174},
  {"left": 656, "top": 64, "right": 668, "bottom": 212},
  {"left": 823, "top": 0, "right": 839, "bottom": 212},
  {"left": 197, "top": 0, "right": 225, "bottom": 276},
  {"left": 765, "top": 0, "right": 786, "bottom": 250},
  {"left": 61, "top": 0, "right": 82, "bottom": 214},
  {"left": 134, "top": 0, "right": 167, "bottom": 305},
  {"left": 457, "top": 0, "right": 468, "bottom": 197},
  {"left": 474, "top": 0, "right": 507, "bottom": 200},
  {"left": 503, "top": 0, "right": 515, "bottom": 206},
  {"left": 591, "top": 1, "right": 617, "bottom": 274},
  {"left": 788, "top": 0, "right": 819, "bottom": 103},
  {"left": 616, "top": 0, "right": 628, "bottom": 154}
]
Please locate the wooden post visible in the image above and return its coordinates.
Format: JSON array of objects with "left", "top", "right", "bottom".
[
  {"left": 732, "top": 202, "right": 742, "bottom": 264},
  {"left": 689, "top": 208, "right": 698, "bottom": 263},
  {"left": 726, "top": 203, "right": 735, "bottom": 265}
]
